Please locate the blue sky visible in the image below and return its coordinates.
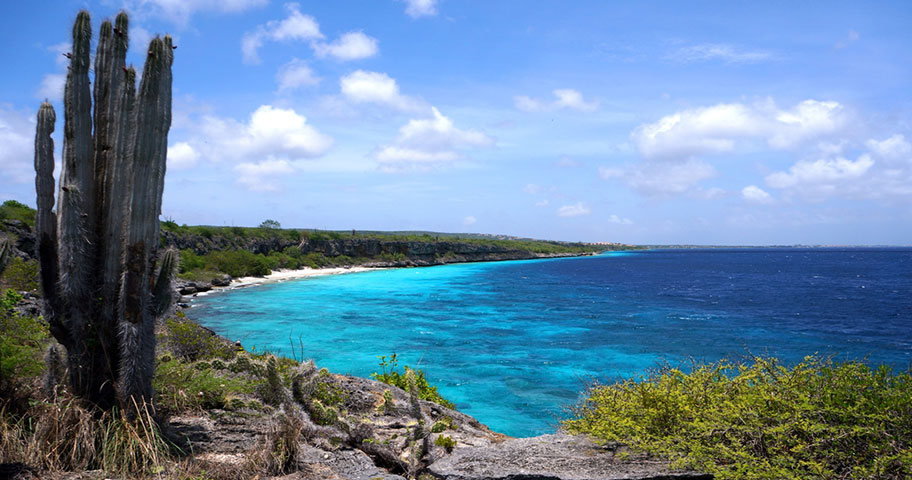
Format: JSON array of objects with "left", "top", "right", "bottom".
[{"left": 1, "top": 1, "right": 911, "bottom": 245}]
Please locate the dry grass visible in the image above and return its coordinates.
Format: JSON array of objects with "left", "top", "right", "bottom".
[{"left": 1, "top": 396, "right": 179, "bottom": 477}]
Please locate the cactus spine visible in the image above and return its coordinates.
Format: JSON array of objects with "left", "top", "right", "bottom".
[{"left": 33, "top": 10, "right": 176, "bottom": 410}]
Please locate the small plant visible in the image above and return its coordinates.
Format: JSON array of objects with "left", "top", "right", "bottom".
[
  {"left": 434, "top": 434, "right": 457, "bottom": 453},
  {"left": 256, "top": 356, "right": 287, "bottom": 406},
  {"left": 372, "top": 354, "right": 455, "bottom": 409},
  {"left": 164, "top": 314, "right": 234, "bottom": 362},
  {"left": 430, "top": 416, "right": 457, "bottom": 433}
]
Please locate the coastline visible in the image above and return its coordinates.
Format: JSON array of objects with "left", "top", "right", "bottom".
[{"left": 193, "top": 265, "right": 383, "bottom": 295}]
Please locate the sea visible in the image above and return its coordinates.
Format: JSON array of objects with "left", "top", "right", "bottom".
[{"left": 190, "top": 248, "right": 912, "bottom": 438}]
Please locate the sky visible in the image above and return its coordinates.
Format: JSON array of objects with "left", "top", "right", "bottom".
[{"left": 1, "top": 1, "right": 911, "bottom": 245}]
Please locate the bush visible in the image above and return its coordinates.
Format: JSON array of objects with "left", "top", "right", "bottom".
[
  {"left": 154, "top": 357, "right": 255, "bottom": 414},
  {"left": 0, "top": 200, "right": 36, "bottom": 226},
  {"left": 563, "top": 356, "right": 912, "bottom": 480},
  {"left": 178, "top": 249, "right": 206, "bottom": 273},
  {"left": 371, "top": 354, "right": 455, "bottom": 409},
  {"left": 1, "top": 291, "right": 48, "bottom": 390},
  {"left": 163, "top": 313, "right": 234, "bottom": 361},
  {"left": 0, "top": 257, "right": 40, "bottom": 293}
]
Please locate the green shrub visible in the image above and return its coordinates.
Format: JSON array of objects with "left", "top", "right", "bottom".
[
  {"left": 0, "top": 257, "right": 40, "bottom": 293},
  {"left": 1, "top": 290, "right": 49, "bottom": 387},
  {"left": 0, "top": 200, "right": 36, "bottom": 227},
  {"left": 434, "top": 434, "right": 457, "bottom": 453},
  {"left": 154, "top": 357, "right": 255, "bottom": 414},
  {"left": 163, "top": 314, "right": 234, "bottom": 361},
  {"left": 430, "top": 416, "right": 457, "bottom": 433},
  {"left": 371, "top": 354, "right": 455, "bottom": 409},
  {"left": 178, "top": 249, "right": 206, "bottom": 273},
  {"left": 564, "top": 356, "right": 912, "bottom": 480}
]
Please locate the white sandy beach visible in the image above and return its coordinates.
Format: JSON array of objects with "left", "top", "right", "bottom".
[{"left": 229, "top": 266, "right": 381, "bottom": 288}]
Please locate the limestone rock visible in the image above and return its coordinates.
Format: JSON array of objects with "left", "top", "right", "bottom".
[{"left": 426, "top": 433, "right": 712, "bottom": 480}]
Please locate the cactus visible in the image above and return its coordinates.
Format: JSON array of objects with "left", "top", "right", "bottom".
[
  {"left": 0, "top": 237, "right": 11, "bottom": 278},
  {"left": 33, "top": 10, "right": 176, "bottom": 411}
]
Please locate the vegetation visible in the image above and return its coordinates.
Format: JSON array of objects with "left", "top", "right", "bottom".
[
  {"left": 564, "top": 355, "right": 912, "bottom": 479},
  {"left": 0, "top": 200, "right": 36, "bottom": 227},
  {"left": 372, "top": 354, "right": 456, "bottom": 409}
]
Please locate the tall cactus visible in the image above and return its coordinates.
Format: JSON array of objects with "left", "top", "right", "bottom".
[{"left": 33, "top": 10, "right": 176, "bottom": 410}]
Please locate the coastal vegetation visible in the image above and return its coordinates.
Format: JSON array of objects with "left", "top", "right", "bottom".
[{"left": 564, "top": 355, "right": 912, "bottom": 479}]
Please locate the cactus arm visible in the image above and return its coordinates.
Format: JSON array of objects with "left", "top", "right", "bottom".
[
  {"left": 58, "top": 10, "right": 95, "bottom": 325},
  {"left": 33, "top": 101, "right": 67, "bottom": 345},
  {"left": 151, "top": 248, "right": 178, "bottom": 317},
  {"left": 0, "top": 237, "right": 10, "bottom": 277}
]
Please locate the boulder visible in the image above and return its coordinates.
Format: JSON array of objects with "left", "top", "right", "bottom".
[{"left": 426, "top": 433, "right": 712, "bottom": 480}]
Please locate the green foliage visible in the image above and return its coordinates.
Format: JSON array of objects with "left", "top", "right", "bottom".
[
  {"left": 372, "top": 354, "right": 455, "bottom": 409},
  {"left": 430, "top": 416, "right": 457, "bottom": 433},
  {"left": 434, "top": 434, "right": 457, "bottom": 452},
  {"left": 153, "top": 355, "right": 255, "bottom": 414},
  {"left": 1, "top": 290, "right": 49, "bottom": 386},
  {"left": 0, "top": 257, "right": 40, "bottom": 293},
  {"left": 564, "top": 356, "right": 912, "bottom": 480},
  {"left": 259, "top": 219, "right": 281, "bottom": 230},
  {"left": 178, "top": 249, "right": 206, "bottom": 273},
  {"left": 0, "top": 200, "right": 36, "bottom": 227},
  {"left": 163, "top": 313, "right": 235, "bottom": 362}
]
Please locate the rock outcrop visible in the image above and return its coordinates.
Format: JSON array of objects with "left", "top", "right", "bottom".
[{"left": 427, "top": 433, "right": 712, "bottom": 480}]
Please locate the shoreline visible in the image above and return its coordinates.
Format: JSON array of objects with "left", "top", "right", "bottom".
[{"left": 193, "top": 265, "right": 383, "bottom": 296}]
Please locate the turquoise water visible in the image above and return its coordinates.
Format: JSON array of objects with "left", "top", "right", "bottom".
[{"left": 190, "top": 249, "right": 912, "bottom": 437}]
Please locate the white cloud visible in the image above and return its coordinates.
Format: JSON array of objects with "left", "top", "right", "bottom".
[
  {"left": 0, "top": 106, "right": 35, "bottom": 184},
  {"left": 375, "top": 107, "right": 493, "bottom": 171},
  {"left": 174, "top": 104, "right": 332, "bottom": 191},
  {"left": 535, "top": 199, "right": 550, "bottom": 207},
  {"left": 339, "top": 70, "right": 424, "bottom": 111},
  {"left": 314, "top": 31, "right": 379, "bottom": 61},
  {"left": 763, "top": 133, "right": 912, "bottom": 201},
  {"left": 234, "top": 159, "right": 295, "bottom": 192},
  {"left": 137, "top": 0, "right": 268, "bottom": 25},
  {"left": 632, "top": 99, "right": 846, "bottom": 161},
  {"left": 766, "top": 155, "right": 874, "bottom": 191},
  {"left": 167, "top": 142, "right": 200, "bottom": 170},
  {"left": 462, "top": 215, "right": 477, "bottom": 226},
  {"left": 514, "top": 88, "right": 598, "bottom": 112},
  {"left": 131, "top": 26, "right": 155, "bottom": 53},
  {"left": 742, "top": 185, "right": 773, "bottom": 204},
  {"left": 835, "top": 29, "right": 860, "bottom": 49},
  {"left": 668, "top": 43, "right": 774, "bottom": 64},
  {"left": 242, "top": 3, "right": 323, "bottom": 64},
  {"left": 276, "top": 58, "right": 320, "bottom": 92},
  {"left": 626, "top": 159, "right": 717, "bottom": 195},
  {"left": 607, "top": 214, "right": 633, "bottom": 225},
  {"left": 557, "top": 202, "right": 591, "bottom": 217},
  {"left": 865, "top": 134, "right": 911, "bottom": 162},
  {"left": 36, "top": 74, "right": 65, "bottom": 102},
  {"left": 402, "top": 0, "right": 438, "bottom": 18}
]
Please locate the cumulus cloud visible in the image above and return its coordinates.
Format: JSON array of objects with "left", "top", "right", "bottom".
[
  {"left": 375, "top": 107, "right": 493, "bottom": 171},
  {"left": 136, "top": 0, "right": 268, "bottom": 26},
  {"left": 242, "top": 3, "right": 323, "bottom": 64},
  {"left": 462, "top": 215, "right": 477, "bottom": 226},
  {"left": 173, "top": 104, "right": 332, "bottom": 190},
  {"left": 632, "top": 99, "right": 846, "bottom": 161},
  {"left": 601, "top": 159, "right": 717, "bottom": 196},
  {"left": 742, "top": 185, "right": 773, "bottom": 204},
  {"left": 314, "top": 31, "right": 379, "bottom": 61},
  {"left": 339, "top": 70, "right": 424, "bottom": 111},
  {"left": 276, "top": 58, "right": 320, "bottom": 92},
  {"left": 557, "top": 202, "right": 591, "bottom": 217},
  {"left": 401, "top": 0, "right": 438, "bottom": 18},
  {"left": 0, "top": 106, "right": 35, "bottom": 184},
  {"left": 167, "top": 142, "right": 200, "bottom": 170},
  {"left": 765, "top": 134, "right": 912, "bottom": 200},
  {"left": 514, "top": 88, "right": 598, "bottom": 112},
  {"left": 234, "top": 159, "right": 295, "bottom": 192},
  {"left": 667, "top": 43, "right": 773, "bottom": 64},
  {"left": 523, "top": 183, "right": 542, "bottom": 194}
]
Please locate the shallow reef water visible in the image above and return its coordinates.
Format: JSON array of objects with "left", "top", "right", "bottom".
[{"left": 192, "top": 248, "right": 912, "bottom": 437}]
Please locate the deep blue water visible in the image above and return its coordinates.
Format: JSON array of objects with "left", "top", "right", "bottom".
[{"left": 190, "top": 248, "right": 912, "bottom": 437}]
